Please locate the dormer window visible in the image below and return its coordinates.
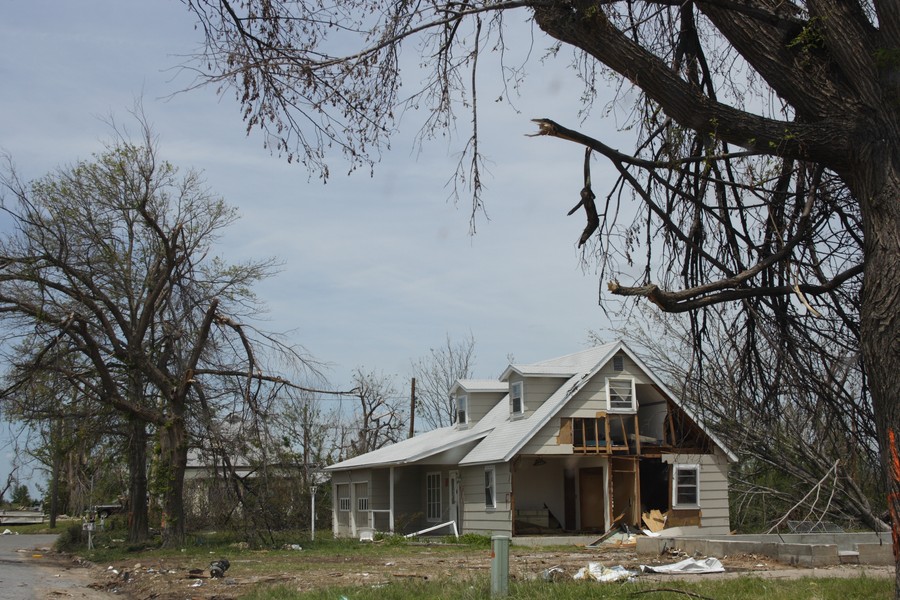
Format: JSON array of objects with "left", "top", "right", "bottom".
[
  {"left": 510, "top": 381, "right": 524, "bottom": 416},
  {"left": 606, "top": 377, "right": 636, "bottom": 411},
  {"left": 456, "top": 394, "right": 468, "bottom": 426}
]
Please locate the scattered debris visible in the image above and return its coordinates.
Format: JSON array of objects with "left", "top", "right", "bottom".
[
  {"left": 642, "top": 510, "right": 667, "bottom": 533},
  {"left": 283, "top": 543, "right": 303, "bottom": 551},
  {"left": 587, "top": 524, "right": 642, "bottom": 547},
  {"left": 2, "top": 529, "right": 13, "bottom": 535},
  {"left": 542, "top": 566, "right": 567, "bottom": 582},
  {"left": 573, "top": 563, "right": 636, "bottom": 582},
  {"left": 641, "top": 557, "right": 725, "bottom": 575},
  {"left": 209, "top": 558, "right": 230, "bottom": 578}
]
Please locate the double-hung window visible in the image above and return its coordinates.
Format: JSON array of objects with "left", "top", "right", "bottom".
[
  {"left": 606, "top": 377, "right": 636, "bottom": 411},
  {"left": 673, "top": 464, "right": 700, "bottom": 507},
  {"left": 484, "top": 466, "right": 496, "bottom": 509},
  {"left": 510, "top": 381, "right": 524, "bottom": 417},
  {"left": 426, "top": 472, "right": 442, "bottom": 522},
  {"left": 456, "top": 394, "right": 468, "bottom": 426}
]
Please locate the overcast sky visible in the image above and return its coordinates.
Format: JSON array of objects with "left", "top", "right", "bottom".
[{"left": 0, "top": 1, "right": 638, "bottom": 490}]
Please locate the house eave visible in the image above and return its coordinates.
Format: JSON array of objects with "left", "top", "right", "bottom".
[{"left": 324, "top": 428, "right": 493, "bottom": 472}]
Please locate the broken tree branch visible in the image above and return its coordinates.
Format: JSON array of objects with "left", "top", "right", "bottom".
[{"left": 566, "top": 147, "right": 599, "bottom": 246}]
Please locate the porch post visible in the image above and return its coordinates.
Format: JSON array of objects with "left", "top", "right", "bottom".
[
  {"left": 389, "top": 467, "right": 395, "bottom": 533},
  {"left": 349, "top": 478, "right": 357, "bottom": 537}
]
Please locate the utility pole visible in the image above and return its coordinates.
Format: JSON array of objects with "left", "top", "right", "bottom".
[{"left": 408, "top": 378, "right": 416, "bottom": 439}]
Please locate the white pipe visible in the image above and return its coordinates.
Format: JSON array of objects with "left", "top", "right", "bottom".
[{"left": 404, "top": 520, "right": 459, "bottom": 538}]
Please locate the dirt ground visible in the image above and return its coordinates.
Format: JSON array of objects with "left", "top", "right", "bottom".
[{"left": 43, "top": 542, "right": 895, "bottom": 600}]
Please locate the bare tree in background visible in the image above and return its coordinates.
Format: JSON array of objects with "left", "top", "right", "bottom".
[
  {"left": 341, "top": 368, "right": 406, "bottom": 458},
  {"left": 0, "top": 114, "right": 318, "bottom": 546},
  {"left": 181, "top": 0, "right": 900, "bottom": 586},
  {"left": 4, "top": 365, "right": 124, "bottom": 526},
  {"left": 411, "top": 333, "right": 476, "bottom": 430}
]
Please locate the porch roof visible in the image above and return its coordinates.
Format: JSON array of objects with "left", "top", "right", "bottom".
[{"left": 325, "top": 403, "right": 507, "bottom": 471}]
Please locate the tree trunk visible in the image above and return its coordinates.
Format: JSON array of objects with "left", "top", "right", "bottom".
[
  {"left": 49, "top": 438, "right": 60, "bottom": 529},
  {"left": 127, "top": 418, "right": 149, "bottom": 543},
  {"left": 158, "top": 416, "right": 188, "bottom": 548},
  {"left": 855, "top": 149, "right": 900, "bottom": 593}
]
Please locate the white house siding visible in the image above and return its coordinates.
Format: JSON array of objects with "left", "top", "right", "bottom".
[
  {"left": 663, "top": 451, "right": 731, "bottom": 534},
  {"left": 518, "top": 359, "right": 667, "bottom": 455},
  {"left": 460, "top": 463, "right": 512, "bottom": 536},
  {"left": 518, "top": 376, "right": 571, "bottom": 417},
  {"left": 466, "top": 391, "right": 507, "bottom": 425}
]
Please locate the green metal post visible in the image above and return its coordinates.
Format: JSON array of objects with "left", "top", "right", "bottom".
[{"left": 491, "top": 535, "right": 509, "bottom": 597}]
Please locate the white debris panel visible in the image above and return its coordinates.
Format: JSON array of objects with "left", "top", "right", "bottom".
[{"left": 640, "top": 557, "right": 725, "bottom": 574}]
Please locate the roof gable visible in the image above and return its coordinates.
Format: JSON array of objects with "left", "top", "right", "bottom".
[{"left": 327, "top": 339, "right": 737, "bottom": 472}]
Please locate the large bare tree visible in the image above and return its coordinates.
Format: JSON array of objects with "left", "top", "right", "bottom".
[
  {"left": 341, "top": 368, "right": 406, "bottom": 458},
  {"left": 603, "top": 309, "right": 885, "bottom": 533},
  {"left": 0, "top": 118, "right": 315, "bottom": 545},
  {"left": 181, "top": 0, "right": 899, "bottom": 586},
  {"left": 411, "top": 333, "right": 476, "bottom": 430}
]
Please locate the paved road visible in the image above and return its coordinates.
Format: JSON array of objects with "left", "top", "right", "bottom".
[{"left": 0, "top": 533, "right": 114, "bottom": 600}]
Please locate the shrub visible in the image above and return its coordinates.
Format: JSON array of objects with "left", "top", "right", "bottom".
[{"left": 54, "top": 523, "right": 84, "bottom": 552}]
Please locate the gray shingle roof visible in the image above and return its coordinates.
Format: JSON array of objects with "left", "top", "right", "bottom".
[{"left": 326, "top": 340, "right": 736, "bottom": 472}]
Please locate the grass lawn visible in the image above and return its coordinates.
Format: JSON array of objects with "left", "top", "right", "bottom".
[
  {"left": 49, "top": 526, "right": 894, "bottom": 599},
  {"left": 241, "top": 575, "right": 892, "bottom": 599}
]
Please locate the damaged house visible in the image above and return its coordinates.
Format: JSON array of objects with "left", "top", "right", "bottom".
[{"left": 326, "top": 340, "right": 736, "bottom": 539}]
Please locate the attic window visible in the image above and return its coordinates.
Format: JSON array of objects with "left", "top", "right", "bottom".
[
  {"left": 510, "top": 381, "right": 524, "bottom": 416},
  {"left": 606, "top": 378, "right": 636, "bottom": 411},
  {"left": 613, "top": 355, "right": 624, "bottom": 371},
  {"left": 456, "top": 394, "right": 468, "bottom": 426}
]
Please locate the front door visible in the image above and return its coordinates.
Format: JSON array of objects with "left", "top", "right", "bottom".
[
  {"left": 448, "top": 470, "right": 461, "bottom": 533},
  {"left": 578, "top": 467, "right": 606, "bottom": 531}
]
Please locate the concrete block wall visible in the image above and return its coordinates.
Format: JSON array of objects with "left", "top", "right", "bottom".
[
  {"left": 635, "top": 535, "right": 891, "bottom": 567},
  {"left": 856, "top": 543, "right": 894, "bottom": 565}
]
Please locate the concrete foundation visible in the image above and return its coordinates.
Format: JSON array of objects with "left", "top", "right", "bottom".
[{"left": 636, "top": 532, "right": 893, "bottom": 567}]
